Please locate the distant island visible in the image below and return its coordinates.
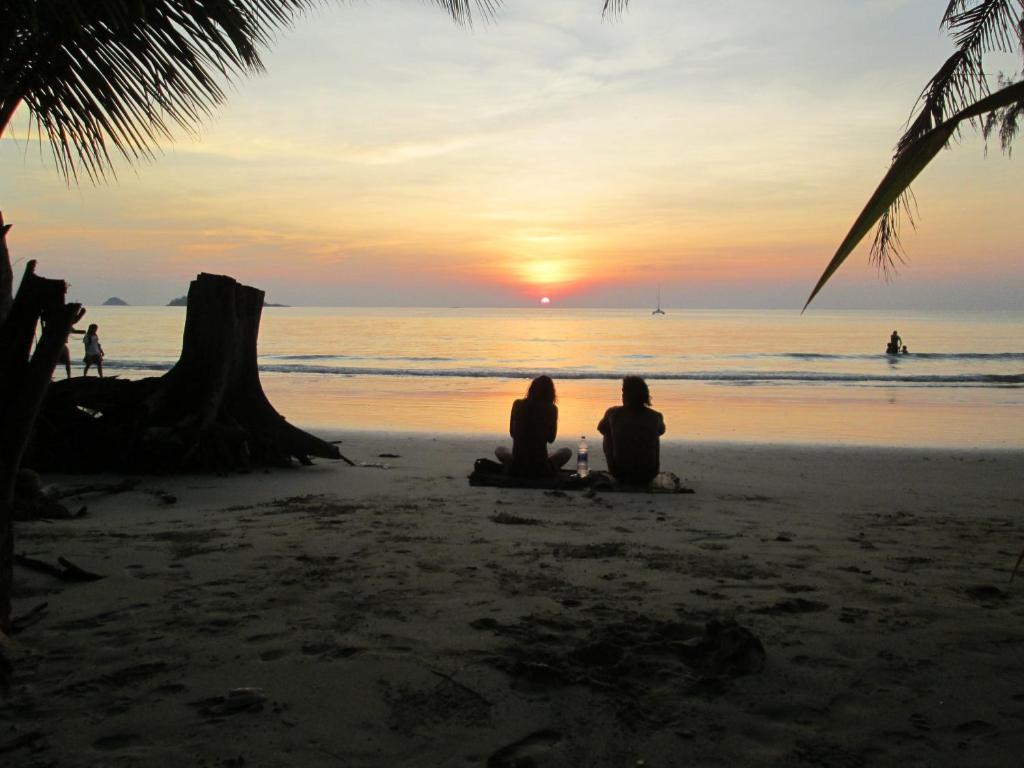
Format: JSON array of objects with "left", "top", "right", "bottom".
[
  {"left": 167, "top": 295, "right": 288, "bottom": 307},
  {"left": 102, "top": 296, "right": 129, "bottom": 306}
]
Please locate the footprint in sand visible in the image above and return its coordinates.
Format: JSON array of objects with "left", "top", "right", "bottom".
[{"left": 487, "top": 729, "right": 563, "bottom": 768}]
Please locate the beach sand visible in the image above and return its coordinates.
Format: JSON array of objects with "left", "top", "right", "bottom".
[{"left": 3, "top": 435, "right": 1023, "bottom": 767}]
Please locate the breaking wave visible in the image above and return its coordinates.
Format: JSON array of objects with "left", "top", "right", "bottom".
[{"left": 104, "top": 359, "right": 1023, "bottom": 387}]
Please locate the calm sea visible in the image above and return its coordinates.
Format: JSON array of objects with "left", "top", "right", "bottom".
[{"left": 70, "top": 307, "right": 1024, "bottom": 449}]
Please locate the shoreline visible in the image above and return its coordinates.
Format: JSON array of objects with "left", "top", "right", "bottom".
[
  {"left": 5, "top": 437, "right": 1024, "bottom": 766},
  {"left": 312, "top": 426, "right": 1024, "bottom": 454},
  {"left": 73, "top": 301, "right": 1024, "bottom": 452}
]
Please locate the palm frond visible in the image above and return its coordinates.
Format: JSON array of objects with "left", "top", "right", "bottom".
[
  {"left": 602, "top": 0, "right": 631, "bottom": 18},
  {"left": 945, "top": 0, "right": 1021, "bottom": 53},
  {"left": 805, "top": 79, "right": 1024, "bottom": 310},
  {"left": 867, "top": 1, "right": 1023, "bottom": 269},
  {"left": 988, "top": 96, "right": 1023, "bottom": 149},
  {"left": 983, "top": 70, "right": 1024, "bottom": 150},
  {"left": 897, "top": 1, "right": 1022, "bottom": 157},
  {"left": 0, "top": 1, "right": 327, "bottom": 182},
  {"left": 869, "top": 191, "right": 917, "bottom": 277},
  {"left": 430, "top": 0, "right": 500, "bottom": 24},
  {"left": 0, "top": 0, "right": 507, "bottom": 183}
]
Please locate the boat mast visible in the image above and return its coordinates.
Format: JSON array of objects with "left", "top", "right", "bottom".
[{"left": 653, "top": 283, "right": 665, "bottom": 315}]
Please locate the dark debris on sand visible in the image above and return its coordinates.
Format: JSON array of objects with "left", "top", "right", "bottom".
[{"left": 471, "top": 612, "right": 765, "bottom": 724}]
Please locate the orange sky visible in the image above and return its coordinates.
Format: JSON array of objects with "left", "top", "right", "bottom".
[{"left": 1, "top": 1, "right": 1021, "bottom": 309}]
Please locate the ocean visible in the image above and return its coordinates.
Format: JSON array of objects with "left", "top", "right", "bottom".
[{"left": 70, "top": 306, "right": 1023, "bottom": 449}]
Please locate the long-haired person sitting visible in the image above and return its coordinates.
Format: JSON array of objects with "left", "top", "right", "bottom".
[
  {"left": 597, "top": 375, "right": 666, "bottom": 485},
  {"left": 495, "top": 375, "right": 572, "bottom": 477}
]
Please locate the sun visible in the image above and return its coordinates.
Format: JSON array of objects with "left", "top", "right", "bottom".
[{"left": 540, "top": 296, "right": 551, "bottom": 305}]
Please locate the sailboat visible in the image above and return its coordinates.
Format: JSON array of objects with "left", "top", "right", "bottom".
[{"left": 652, "top": 284, "right": 665, "bottom": 315}]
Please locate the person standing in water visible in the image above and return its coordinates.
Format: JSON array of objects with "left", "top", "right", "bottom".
[
  {"left": 597, "top": 376, "right": 666, "bottom": 485},
  {"left": 82, "top": 323, "right": 104, "bottom": 377},
  {"left": 887, "top": 329, "right": 903, "bottom": 354},
  {"left": 495, "top": 375, "right": 572, "bottom": 477}
]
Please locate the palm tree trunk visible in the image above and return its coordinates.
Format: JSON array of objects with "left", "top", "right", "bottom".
[
  {"left": 0, "top": 98, "right": 20, "bottom": 138},
  {"left": 0, "top": 215, "right": 11, "bottom": 632},
  {"left": 0, "top": 214, "right": 12, "bottom": 325}
]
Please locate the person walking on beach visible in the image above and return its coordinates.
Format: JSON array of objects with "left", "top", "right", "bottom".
[
  {"left": 495, "top": 375, "right": 572, "bottom": 477},
  {"left": 82, "top": 323, "right": 104, "bottom": 377},
  {"left": 598, "top": 375, "right": 666, "bottom": 485}
]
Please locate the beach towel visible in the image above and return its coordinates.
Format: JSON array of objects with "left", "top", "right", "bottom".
[{"left": 468, "top": 459, "right": 694, "bottom": 494}]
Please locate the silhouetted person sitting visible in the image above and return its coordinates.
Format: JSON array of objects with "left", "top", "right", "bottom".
[
  {"left": 495, "top": 375, "right": 572, "bottom": 477},
  {"left": 598, "top": 375, "right": 666, "bottom": 485}
]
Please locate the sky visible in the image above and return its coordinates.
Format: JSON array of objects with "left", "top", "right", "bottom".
[{"left": 1, "top": 0, "right": 1021, "bottom": 309}]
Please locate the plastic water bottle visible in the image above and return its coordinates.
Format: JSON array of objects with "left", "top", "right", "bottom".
[{"left": 577, "top": 436, "right": 589, "bottom": 478}]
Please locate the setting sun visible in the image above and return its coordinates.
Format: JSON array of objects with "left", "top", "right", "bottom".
[{"left": 540, "top": 296, "right": 551, "bottom": 304}]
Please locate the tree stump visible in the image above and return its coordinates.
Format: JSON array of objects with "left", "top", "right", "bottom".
[
  {"left": 30, "top": 273, "right": 341, "bottom": 473},
  {"left": 0, "top": 239, "right": 340, "bottom": 630}
]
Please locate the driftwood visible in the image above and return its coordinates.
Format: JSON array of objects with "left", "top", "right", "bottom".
[
  {"left": 28, "top": 273, "right": 341, "bottom": 474},
  {"left": 1, "top": 211, "right": 84, "bottom": 630},
  {"left": 13, "top": 468, "right": 86, "bottom": 520},
  {"left": 53, "top": 478, "right": 138, "bottom": 499},
  {"left": 14, "top": 553, "right": 103, "bottom": 582}
]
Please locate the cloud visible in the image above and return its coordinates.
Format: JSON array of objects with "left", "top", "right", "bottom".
[{"left": 2, "top": 0, "right": 1018, "bottom": 309}]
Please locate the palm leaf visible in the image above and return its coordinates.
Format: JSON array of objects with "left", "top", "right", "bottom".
[
  {"left": 432, "top": 0, "right": 501, "bottom": 24},
  {"left": 870, "top": 1, "right": 1023, "bottom": 268},
  {"left": 944, "top": 0, "right": 1021, "bottom": 53},
  {"left": 902, "top": 2, "right": 1021, "bottom": 154},
  {"left": 804, "top": 78, "right": 1024, "bottom": 310},
  {"left": 602, "top": 0, "right": 631, "bottom": 16},
  {"left": 0, "top": 1, "right": 319, "bottom": 181},
  {"left": 0, "top": 0, "right": 501, "bottom": 183}
]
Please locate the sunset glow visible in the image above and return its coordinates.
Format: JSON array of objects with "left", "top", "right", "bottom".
[
  {"left": 1, "top": 1, "right": 1020, "bottom": 309},
  {"left": 517, "top": 259, "right": 574, "bottom": 290}
]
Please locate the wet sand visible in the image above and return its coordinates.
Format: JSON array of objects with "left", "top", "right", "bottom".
[{"left": 4, "top": 435, "right": 1024, "bottom": 766}]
